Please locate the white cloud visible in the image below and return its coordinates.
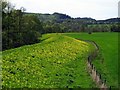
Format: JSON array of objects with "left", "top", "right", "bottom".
[{"left": 9, "top": 0, "right": 119, "bottom": 20}]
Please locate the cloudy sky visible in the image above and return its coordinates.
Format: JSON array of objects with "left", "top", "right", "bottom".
[{"left": 9, "top": 0, "right": 119, "bottom": 20}]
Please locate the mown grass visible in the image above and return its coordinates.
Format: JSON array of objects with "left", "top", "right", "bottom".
[
  {"left": 64, "top": 32, "right": 118, "bottom": 88},
  {"left": 2, "top": 33, "right": 96, "bottom": 88}
]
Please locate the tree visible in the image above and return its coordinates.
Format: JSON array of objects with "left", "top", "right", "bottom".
[
  {"left": 2, "top": 1, "right": 43, "bottom": 50},
  {"left": 111, "top": 24, "right": 120, "bottom": 32}
]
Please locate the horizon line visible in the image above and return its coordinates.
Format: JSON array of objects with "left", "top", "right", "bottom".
[{"left": 24, "top": 11, "right": 119, "bottom": 21}]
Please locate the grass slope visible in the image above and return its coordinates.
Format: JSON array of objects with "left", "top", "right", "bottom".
[
  {"left": 2, "top": 34, "right": 95, "bottom": 88},
  {"left": 64, "top": 32, "right": 118, "bottom": 88}
]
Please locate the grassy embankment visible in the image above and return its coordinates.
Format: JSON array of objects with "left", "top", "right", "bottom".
[{"left": 2, "top": 34, "right": 96, "bottom": 88}]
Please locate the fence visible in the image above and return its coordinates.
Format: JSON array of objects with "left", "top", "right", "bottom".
[
  {"left": 77, "top": 38, "right": 108, "bottom": 89},
  {"left": 86, "top": 40, "right": 108, "bottom": 89}
]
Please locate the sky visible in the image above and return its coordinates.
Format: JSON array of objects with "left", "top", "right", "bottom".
[{"left": 9, "top": 0, "right": 119, "bottom": 20}]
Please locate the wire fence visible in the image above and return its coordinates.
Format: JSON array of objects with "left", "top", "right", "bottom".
[{"left": 77, "top": 38, "right": 109, "bottom": 89}]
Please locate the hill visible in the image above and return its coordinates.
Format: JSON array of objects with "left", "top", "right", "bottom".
[
  {"left": 25, "top": 12, "right": 120, "bottom": 24},
  {"left": 25, "top": 12, "right": 120, "bottom": 33}
]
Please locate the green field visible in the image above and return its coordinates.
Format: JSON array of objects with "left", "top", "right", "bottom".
[
  {"left": 2, "top": 34, "right": 96, "bottom": 88},
  {"left": 64, "top": 32, "right": 118, "bottom": 88}
]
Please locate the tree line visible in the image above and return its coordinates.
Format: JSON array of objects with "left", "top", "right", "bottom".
[{"left": 41, "top": 20, "right": 120, "bottom": 34}]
